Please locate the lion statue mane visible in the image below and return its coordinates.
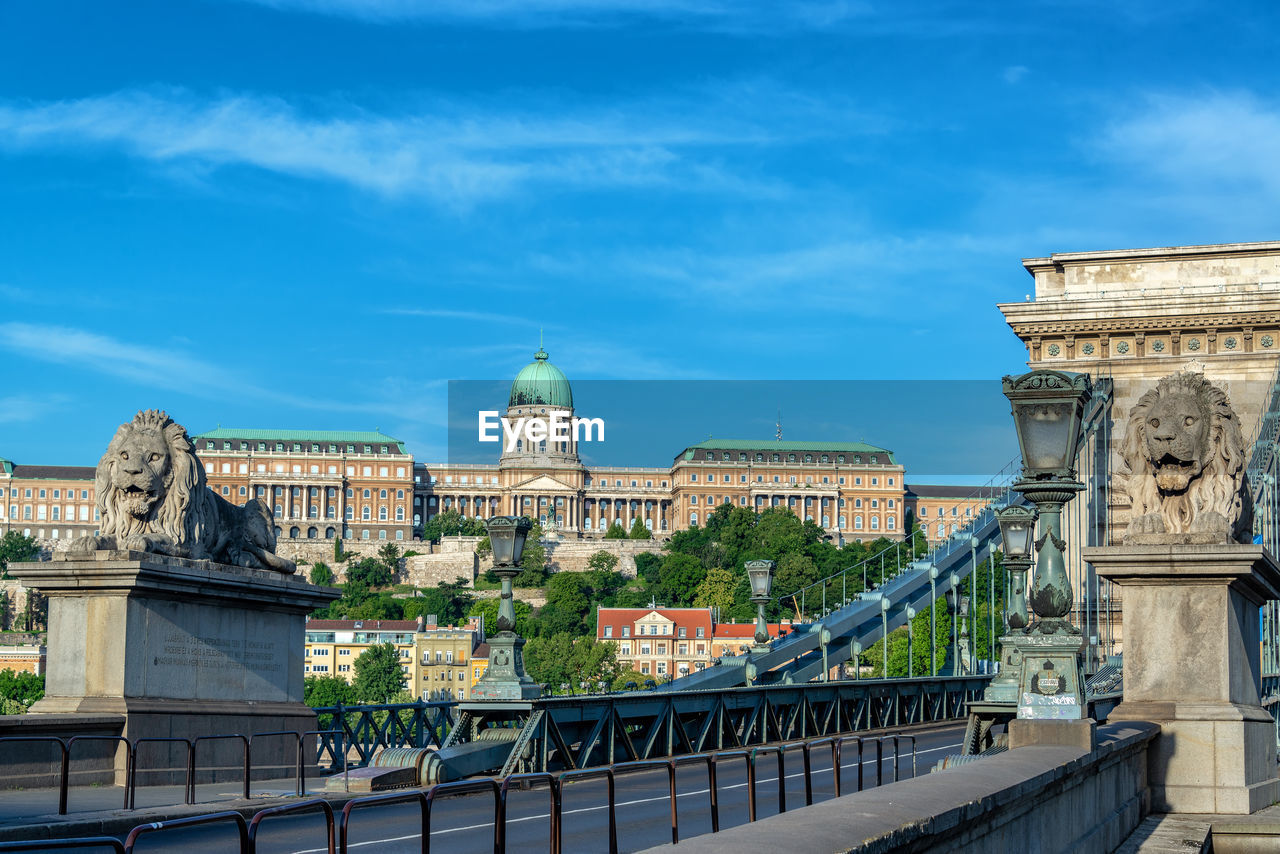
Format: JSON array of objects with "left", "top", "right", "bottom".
[
  {"left": 1122, "top": 371, "right": 1252, "bottom": 544},
  {"left": 69, "top": 410, "right": 296, "bottom": 573}
]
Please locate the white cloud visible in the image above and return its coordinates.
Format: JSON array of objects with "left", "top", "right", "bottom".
[
  {"left": 0, "top": 86, "right": 863, "bottom": 206},
  {"left": 1003, "top": 65, "right": 1029, "bottom": 84},
  {"left": 1097, "top": 91, "right": 1280, "bottom": 194}
]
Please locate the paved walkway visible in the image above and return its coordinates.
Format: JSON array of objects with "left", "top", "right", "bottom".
[{"left": 1116, "top": 803, "right": 1280, "bottom": 853}]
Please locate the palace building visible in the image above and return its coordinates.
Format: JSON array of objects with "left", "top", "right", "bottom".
[{"left": 0, "top": 346, "right": 908, "bottom": 545}]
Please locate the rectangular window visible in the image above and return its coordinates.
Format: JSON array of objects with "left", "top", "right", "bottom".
[
  {"left": 604, "top": 626, "right": 613, "bottom": 638},
  {"left": 622, "top": 627, "right": 630, "bottom": 637}
]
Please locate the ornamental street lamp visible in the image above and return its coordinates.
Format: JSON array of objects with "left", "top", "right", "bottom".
[
  {"left": 946, "top": 574, "right": 960, "bottom": 675},
  {"left": 1002, "top": 368, "right": 1091, "bottom": 724},
  {"left": 984, "top": 503, "right": 1039, "bottom": 703},
  {"left": 470, "top": 516, "right": 541, "bottom": 701},
  {"left": 746, "top": 559, "right": 775, "bottom": 652},
  {"left": 996, "top": 504, "right": 1038, "bottom": 630},
  {"left": 880, "top": 595, "right": 891, "bottom": 678},
  {"left": 1003, "top": 370, "right": 1090, "bottom": 634}
]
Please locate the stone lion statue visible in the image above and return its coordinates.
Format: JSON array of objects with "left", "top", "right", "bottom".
[
  {"left": 69, "top": 410, "right": 296, "bottom": 573},
  {"left": 1122, "top": 371, "right": 1252, "bottom": 544}
]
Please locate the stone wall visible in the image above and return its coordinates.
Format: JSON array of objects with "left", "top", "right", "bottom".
[{"left": 542, "top": 537, "right": 664, "bottom": 577}]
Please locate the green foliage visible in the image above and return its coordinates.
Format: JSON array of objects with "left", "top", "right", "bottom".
[
  {"left": 544, "top": 572, "right": 592, "bottom": 635},
  {"left": 693, "top": 566, "right": 736, "bottom": 613},
  {"left": 602, "top": 522, "right": 628, "bottom": 540},
  {"left": 303, "top": 674, "right": 358, "bottom": 708},
  {"left": 513, "top": 520, "right": 548, "bottom": 587},
  {"left": 377, "top": 543, "right": 402, "bottom": 578},
  {"left": 352, "top": 642, "right": 407, "bottom": 703},
  {"left": 0, "top": 532, "right": 38, "bottom": 578},
  {"left": 0, "top": 669, "right": 44, "bottom": 711},
  {"left": 862, "top": 598, "right": 953, "bottom": 677},
  {"left": 422, "top": 510, "right": 487, "bottom": 542},
  {"left": 633, "top": 552, "right": 662, "bottom": 586},
  {"left": 524, "top": 633, "right": 622, "bottom": 693},
  {"left": 628, "top": 518, "right": 652, "bottom": 539},
  {"left": 346, "top": 556, "right": 393, "bottom": 588},
  {"left": 468, "top": 597, "right": 535, "bottom": 638},
  {"left": 20, "top": 591, "right": 46, "bottom": 632},
  {"left": 656, "top": 553, "right": 705, "bottom": 606},
  {"left": 586, "top": 551, "right": 619, "bottom": 574},
  {"left": 402, "top": 577, "right": 474, "bottom": 626},
  {"left": 309, "top": 562, "right": 334, "bottom": 587}
]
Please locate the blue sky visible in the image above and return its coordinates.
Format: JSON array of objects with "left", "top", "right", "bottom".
[{"left": 1, "top": 1, "right": 1278, "bottom": 474}]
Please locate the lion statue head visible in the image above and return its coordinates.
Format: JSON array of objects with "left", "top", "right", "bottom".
[
  {"left": 1122, "top": 371, "right": 1252, "bottom": 543},
  {"left": 96, "top": 409, "right": 204, "bottom": 549}
]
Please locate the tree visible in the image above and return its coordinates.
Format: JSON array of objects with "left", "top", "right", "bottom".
[
  {"left": 422, "top": 510, "right": 487, "bottom": 542},
  {"left": 403, "top": 578, "right": 474, "bottom": 626},
  {"left": 513, "top": 520, "right": 548, "bottom": 587},
  {"left": 543, "top": 573, "right": 592, "bottom": 636},
  {"left": 603, "top": 522, "right": 628, "bottom": 540},
  {"left": 586, "top": 551, "right": 619, "bottom": 574},
  {"left": 524, "top": 634, "right": 623, "bottom": 693},
  {"left": 0, "top": 532, "right": 38, "bottom": 578},
  {"left": 21, "top": 591, "right": 46, "bottom": 632},
  {"left": 628, "top": 518, "right": 652, "bottom": 540},
  {"left": 377, "top": 543, "right": 402, "bottom": 579},
  {"left": 304, "top": 673, "right": 358, "bottom": 708},
  {"left": 346, "top": 556, "right": 393, "bottom": 588},
  {"left": 633, "top": 552, "right": 662, "bottom": 587},
  {"left": 0, "top": 669, "right": 44, "bottom": 711},
  {"left": 468, "top": 597, "right": 535, "bottom": 639},
  {"left": 656, "top": 553, "right": 705, "bottom": 607},
  {"left": 333, "top": 537, "right": 347, "bottom": 563},
  {"left": 353, "top": 642, "right": 406, "bottom": 703},
  {"left": 309, "top": 562, "right": 334, "bottom": 587},
  {"left": 693, "top": 566, "right": 736, "bottom": 614}
]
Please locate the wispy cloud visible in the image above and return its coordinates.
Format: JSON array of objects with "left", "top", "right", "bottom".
[
  {"left": 381, "top": 308, "right": 539, "bottom": 325},
  {"left": 1097, "top": 91, "right": 1280, "bottom": 194},
  {"left": 241, "top": 0, "right": 874, "bottom": 29},
  {"left": 1003, "top": 65, "right": 1029, "bottom": 84},
  {"left": 0, "top": 394, "right": 71, "bottom": 425},
  {"left": 0, "top": 322, "right": 409, "bottom": 416},
  {"left": 0, "top": 86, "right": 866, "bottom": 205}
]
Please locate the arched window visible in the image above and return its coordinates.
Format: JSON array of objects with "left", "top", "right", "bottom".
[
  {"left": 274, "top": 526, "right": 282, "bottom": 538},
  {"left": 289, "top": 526, "right": 300, "bottom": 538},
  {"left": 361, "top": 529, "right": 370, "bottom": 539},
  {"left": 378, "top": 530, "right": 387, "bottom": 540},
  {"left": 326, "top": 507, "right": 336, "bottom": 518},
  {"left": 887, "top": 516, "right": 896, "bottom": 530},
  {"left": 936, "top": 522, "right": 945, "bottom": 538},
  {"left": 380, "top": 489, "right": 387, "bottom": 499},
  {"left": 854, "top": 516, "right": 863, "bottom": 529},
  {"left": 309, "top": 505, "right": 318, "bottom": 518},
  {"left": 274, "top": 504, "right": 283, "bottom": 517},
  {"left": 396, "top": 507, "right": 404, "bottom": 521},
  {"left": 345, "top": 506, "right": 354, "bottom": 520},
  {"left": 362, "top": 507, "right": 371, "bottom": 520},
  {"left": 363, "top": 489, "right": 371, "bottom": 499},
  {"left": 838, "top": 515, "right": 846, "bottom": 528},
  {"left": 379, "top": 507, "right": 388, "bottom": 521},
  {"left": 871, "top": 516, "right": 879, "bottom": 530},
  {"left": 325, "top": 526, "right": 336, "bottom": 538},
  {"left": 822, "top": 515, "right": 829, "bottom": 527},
  {"left": 690, "top": 512, "right": 698, "bottom": 525},
  {"left": 307, "top": 527, "right": 317, "bottom": 539}
]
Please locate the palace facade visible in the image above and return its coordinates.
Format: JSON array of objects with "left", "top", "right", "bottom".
[{"left": 0, "top": 347, "right": 908, "bottom": 545}]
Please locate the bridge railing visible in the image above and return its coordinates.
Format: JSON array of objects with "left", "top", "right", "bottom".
[{"left": 313, "top": 700, "right": 458, "bottom": 768}]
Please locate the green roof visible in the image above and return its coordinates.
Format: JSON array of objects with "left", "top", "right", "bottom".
[
  {"left": 509, "top": 347, "right": 573, "bottom": 409},
  {"left": 0, "top": 458, "right": 11, "bottom": 475},
  {"left": 192, "top": 428, "right": 406, "bottom": 452},
  {"left": 680, "top": 439, "right": 896, "bottom": 463}
]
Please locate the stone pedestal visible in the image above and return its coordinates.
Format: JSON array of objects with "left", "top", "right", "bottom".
[
  {"left": 9, "top": 550, "right": 339, "bottom": 783},
  {"left": 470, "top": 633, "right": 540, "bottom": 701},
  {"left": 1086, "top": 544, "right": 1280, "bottom": 814}
]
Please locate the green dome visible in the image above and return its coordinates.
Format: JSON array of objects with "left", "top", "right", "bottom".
[{"left": 509, "top": 348, "right": 573, "bottom": 409}]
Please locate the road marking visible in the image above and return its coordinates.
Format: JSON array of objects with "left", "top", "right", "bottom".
[{"left": 302, "top": 739, "right": 963, "bottom": 853}]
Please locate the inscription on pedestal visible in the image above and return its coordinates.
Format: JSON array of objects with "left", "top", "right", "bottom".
[{"left": 152, "top": 632, "right": 281, "bottom": 673}]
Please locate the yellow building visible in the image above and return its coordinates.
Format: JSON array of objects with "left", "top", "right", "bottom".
[
  {"left": 904, "top": 484, "right": 996, "bottom": 545},
  {"left": 303, "top": 616, "right": 483, "bottom": 700}
]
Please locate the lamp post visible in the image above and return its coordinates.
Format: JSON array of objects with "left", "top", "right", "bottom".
[
  {"left": 982, "top": 503, "right": 1039, "bottom": 703},
  {"left": 880, "top": 595, "right": 891, "bottom": 678},
  {"left": 470, "top": 516, "right": 541, "bottom": 701},
  {"left": 929, "top": 564, "right": 940, "bottom": 676},
  {"left": 905, "top": 606, "right": 916, "bottom": 678},
  {"left": 746, "top": 560, "right": 775, "bottom": 654},
  {"left": 947, "top": 574, "right": 960, "bottom": 675},
  {"left": 1002, "top": 368, "right": 1091, "bottom": 725},
  {"left": 851, "top": 640, "right": 862, "bottom": 680}
]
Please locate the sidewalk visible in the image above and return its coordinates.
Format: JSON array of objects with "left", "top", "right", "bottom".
[{"left": 0, "top": 775, "right": 358, "bottom": 843}]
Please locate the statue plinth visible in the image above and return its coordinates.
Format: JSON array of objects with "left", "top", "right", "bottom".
[
  {"left": 10, "top": 550, "right": 339, "bottom": 784},
  {"left": 469, "top": 633, "right": 541, "bottom": 702},
  {"left": 1086, "top": 543, "right": 1280, "bottom": 814}
]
